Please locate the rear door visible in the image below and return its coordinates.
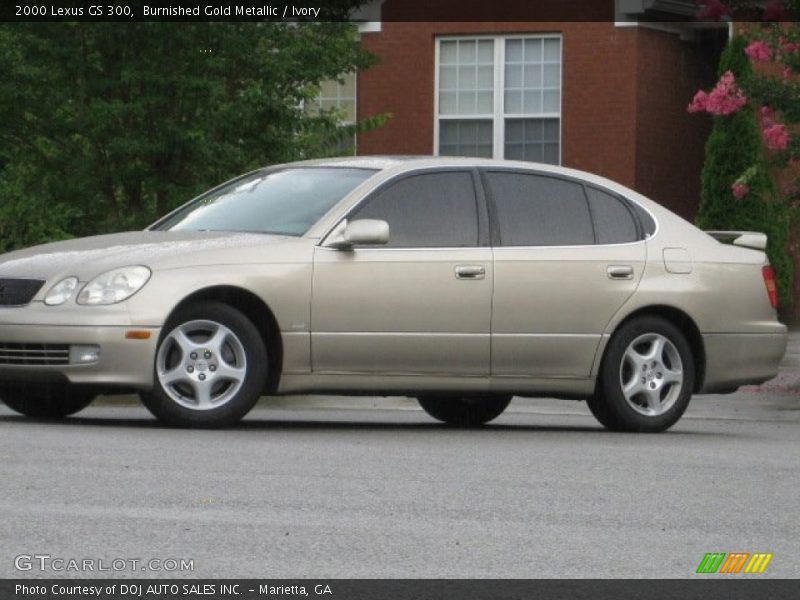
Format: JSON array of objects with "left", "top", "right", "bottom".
[{"left": 484, "top": 169, "right": 647, "bottom": 378}]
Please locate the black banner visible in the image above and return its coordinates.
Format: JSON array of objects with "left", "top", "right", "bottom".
[
  {"left": 2, "top": 579, "right": 799, "bottom": 600},
  {"left": 1, "top": 0, "right": 705, "bottom": 23}
]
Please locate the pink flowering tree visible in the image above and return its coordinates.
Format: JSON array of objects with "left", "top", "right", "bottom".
[{"left": 691, "top": 0, "right": 800, "bottom": 317}]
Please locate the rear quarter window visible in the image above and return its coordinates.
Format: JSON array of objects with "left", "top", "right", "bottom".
[{"left": 585, "top": 186, "right": 639, "bottom": 244}]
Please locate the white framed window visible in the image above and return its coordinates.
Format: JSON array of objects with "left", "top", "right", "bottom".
[
  {"left": 306, "top": 73, "right": 357, "bottom": 155},
  {"left": 435, "top": 35, "right": 562, "bottom": 164}
]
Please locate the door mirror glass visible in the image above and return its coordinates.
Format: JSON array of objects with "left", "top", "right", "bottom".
[{"left": 327, "top": 219, "right": 390, "bottom": 249}]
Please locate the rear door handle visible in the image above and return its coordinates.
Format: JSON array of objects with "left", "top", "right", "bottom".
[
  {"left": 607, "top": 265, "right": 634, "bottom": 280},
  {"left": 455, "top": 265, "right": 486, "bottom": 280}
]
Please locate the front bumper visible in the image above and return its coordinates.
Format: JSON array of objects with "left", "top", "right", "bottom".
[
  {"left": 701, "top": 329, "right": 788, "bottom": 393},
  {"left": 0, "top": 322, "right": 160, "bottom": 389}
]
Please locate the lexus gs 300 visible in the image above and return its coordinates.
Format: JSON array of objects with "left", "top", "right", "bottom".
[{"left": 0, "top": 157, "right": 788, "bottom": 431}]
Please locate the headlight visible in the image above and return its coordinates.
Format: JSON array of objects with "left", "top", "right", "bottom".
[
  {"left": 44, "top": 276, "right": 79, "bottom": 306},
  {"left": 77, "top": 266, "right": 151, "bottom": 305}
]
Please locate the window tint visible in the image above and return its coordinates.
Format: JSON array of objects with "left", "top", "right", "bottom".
[
  {"left": 586, "top": 187, "right": 638, "bottom": 244},
  {"left": 350, "top": 172, "right": 479, "bottom": 248},
  {"left": 485, "top": 172, "right": 593, "bottom": 246}
]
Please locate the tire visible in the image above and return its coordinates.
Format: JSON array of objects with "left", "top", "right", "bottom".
[
  {"left": 591, "top": 316, "right": 695, "bottom": 433},
  {"left": 417, "top": 395, "right": 512, "bottom": 427},
  {"left": 140, "top": 301, "right": 268, "bottom": 428},
  {"left": 0, "top": 384, "right": 96, "bottom": 419}
]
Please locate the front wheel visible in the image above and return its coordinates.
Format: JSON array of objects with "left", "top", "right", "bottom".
[
  {"left": 417, "top": 395, "right": 512, "bottom": 427},
  {"left": 140, "top": 301, "right": 268, "bottom": 428},
  {"left": 0, "top": 385, "right": 96, "bottom": 419},
  {"left": 590, "top": 316, "right": 695, "bottom": 433}
]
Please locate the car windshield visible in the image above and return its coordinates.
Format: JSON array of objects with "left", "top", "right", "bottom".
[{"left": 150, "top": 167, "right": 377, "bottom": 236}]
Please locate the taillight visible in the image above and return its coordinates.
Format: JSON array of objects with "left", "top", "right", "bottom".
[{"left": 762, "top": 265, "right": 778, "bottom": 310}]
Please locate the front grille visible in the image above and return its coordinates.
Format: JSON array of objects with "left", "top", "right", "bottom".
[
  {"left": 0, "top": 278, "right": 45, "bottom": 306},
  {"left": 0, "top": 343, "right": 70, "bottom": 365}
]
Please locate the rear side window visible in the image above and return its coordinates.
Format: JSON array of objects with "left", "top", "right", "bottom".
[
  {"left": 632, "top": 203, "right": 656, "bottom": 237},
  {"left": 350, "top": 171, "right": 479, "bottom": 248},
  {"left": 586, "top": 186, "right": 638, "bottom": 244},
  {"left": 485, "top": 172, "right": 594, "bottom": 246}
]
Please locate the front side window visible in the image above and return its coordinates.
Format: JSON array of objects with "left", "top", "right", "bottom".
[
  {"left": 151, "top": 167, "right": 375, "bottom": 236},
  {"left": 350, "top": 171, "right": 479, "bottom": 248},
  {"left": 485, "top": 172, "right": 593, "bottom": 246},
  {"left": 437, "top": 36, "right": 561, "bottom": 164}
]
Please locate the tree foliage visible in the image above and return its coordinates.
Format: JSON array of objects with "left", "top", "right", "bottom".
[
  {"left": 693, "top": 34, "right": 793, "bottom": 307},
  {"left": 0, "top": 20, "right": 384, "bottom": 251}
]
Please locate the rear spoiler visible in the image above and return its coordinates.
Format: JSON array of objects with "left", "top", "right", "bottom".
[{"left": 705, "top": 231, "right": 767, "bottom": 251}]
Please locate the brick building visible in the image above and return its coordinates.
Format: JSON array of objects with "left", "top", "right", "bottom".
[{"left": 344, "top": 1, "right": 728, "bottom": 220}]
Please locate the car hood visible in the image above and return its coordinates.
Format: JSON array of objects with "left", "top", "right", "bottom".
[{"left": 0, "top": 230, "right": 303, "bottom": 280}]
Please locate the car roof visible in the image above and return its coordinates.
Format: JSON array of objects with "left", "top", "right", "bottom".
[
  {"left": 283, "top": 156, "right": 636, "bottom": 194},
  {"left": 282, "top": 155, "right": 603, "bottom": 180}
]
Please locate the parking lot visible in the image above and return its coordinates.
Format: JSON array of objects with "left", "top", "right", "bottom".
[{"left": 1, "top": 333, "right": 797, "bottom": 579}]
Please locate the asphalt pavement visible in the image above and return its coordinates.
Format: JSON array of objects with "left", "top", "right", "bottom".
[{"left": 0, "top": 333, "right": 798, "bottom": 579}]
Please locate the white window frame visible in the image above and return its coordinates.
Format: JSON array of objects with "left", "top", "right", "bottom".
[{"left": 434, "top": 34, "right": 563, "bottom": 164}]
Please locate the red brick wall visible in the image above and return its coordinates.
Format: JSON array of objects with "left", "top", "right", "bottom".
[
  {"left": 633, "top": 28, "right": 715, "bottom": 219},
  {"left": 357, "top": 21, "right": 714, "bottom": 216}
]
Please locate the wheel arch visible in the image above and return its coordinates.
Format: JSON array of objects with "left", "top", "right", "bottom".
[
  {"left": 601, "top": 305, "right": 706, "bottom": 393},
  {"left": 164, "top": 286, "right": 283, "bottom": 394}
]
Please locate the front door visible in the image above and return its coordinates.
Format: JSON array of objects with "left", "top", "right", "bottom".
[{"left": 311, "top": 169, "right": 492, "bottom": 376}]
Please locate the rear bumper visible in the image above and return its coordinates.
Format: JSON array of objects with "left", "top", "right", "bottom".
[
  {"left": 0, "top": 323, "right": 159, "bottom": 390},
  {"left": 700, "top": 330, "right": 788, "bottom": 393}
]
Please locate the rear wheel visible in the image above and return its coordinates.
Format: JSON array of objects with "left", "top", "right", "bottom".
[
  {"left": 0, "top": 385, "right": 96, "bottom": 419},
  {"left": 417, "top": 395, "right": 512, "bottom": 427},
  {"left": 140, "top": 301, "right": 267, "bottom": 428},
  {"left": 591, "top": 316, "right": 694, "bottom": 433}
]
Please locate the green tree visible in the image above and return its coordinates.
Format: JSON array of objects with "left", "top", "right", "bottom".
[{"left": 0, "top": 19, "right": 384, "bottom": 251}]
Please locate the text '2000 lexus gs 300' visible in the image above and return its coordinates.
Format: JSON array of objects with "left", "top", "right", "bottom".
[{"left": 0, "top": 157, "right": 788, "bottom": 431}]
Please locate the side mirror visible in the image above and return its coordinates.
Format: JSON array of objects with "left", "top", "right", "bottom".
[{"left": 326, "top": 219, "right": 390, "bottom": 249}]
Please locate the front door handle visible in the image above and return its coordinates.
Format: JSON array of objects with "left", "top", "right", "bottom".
[
  {"left": 607, "top": 265, "right": 634, "bottom": 280},
  {"left": 455, "top": 265, "right": 486, "bottom": 280}
]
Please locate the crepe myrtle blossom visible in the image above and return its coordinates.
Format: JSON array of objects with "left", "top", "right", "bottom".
[
  {"left": 745, "top": 40, "right": 772, "bottom": 63},
  {"left": 731, "top": 182, "right": 750, "bottom": 199},
  {"left": 761, "top": 106, "right": 790, "bottom": 151},
  {"left": 687, "top": 71, "right": 748, "bottom": 116}
]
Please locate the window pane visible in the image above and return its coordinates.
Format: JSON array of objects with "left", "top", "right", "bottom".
[
  {"left": 478, "top": 40, "right": 493, "bottom": 63},
  {"left": 459, "top": 40, "right": 477, "bottom": 63},
  {"left": 352, "top": 172, "right": 479, "bottom": 248},
  {"left": 543, "top": 64, "right": 560, "bottom": 87},
  {"left": 486, "top": 172, "right": 593, "bottom": 246},
  {"left": 543, "top": 89, "right": 560, "bottom": 112},
  {"left": 440, "top": 41, "right": 458, "bottom": 64},
  {"left": 439, "top": 92, "right": 458, "bottom": 115},
  {"left": 524, "top": 39, "right": 543, "bottom": 62},
  {"left": 506, "top": 39, "right": 523, "bottom": 62},
  {"left": 544, "top": 38, "right": 560, "bottom": 61},
  {"left": 440, "top": 66, "right": 457, "bottom": 90},
  {"left": 503, "top": 118, "right": 559, "bottom": 165},
  {"left": 586, "top": 187, "right": 639, "bottom": 244},
  {"left": 438, "top": 39, "right": 493, "bottom": 116},
  {"left": 440, "top": 120, "right": 493, "bottom": 158}
]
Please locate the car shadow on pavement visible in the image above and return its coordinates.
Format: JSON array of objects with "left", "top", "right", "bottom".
[{"left": 0, "top": 413, "right": 744, "bottom": 437}]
